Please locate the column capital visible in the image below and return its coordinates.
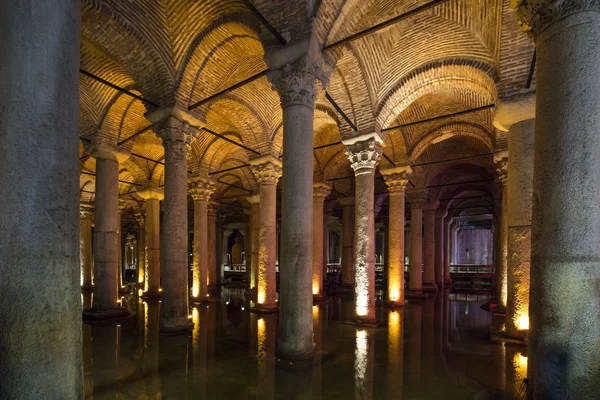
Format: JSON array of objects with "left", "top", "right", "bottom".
[
  {"left": 343, "top": 133, "right": 385, "bottom": 173},
  {"left": 188, "top": 177, "right": 216, "bottom": 202},
  {"left": 516, "top": 0, "right": 600, "bottom": 38},
  {"left": 207, "top": 201, "right": 219, "bottom": 217},
  {"left": 494, "top": 151, "right": 509, "bottom": 183},
  {"left": 493, "top": 92, "right": 536, "bottom": 132},
  {"left": 134, "top": 212, "right": 145, "bottom": 226},
  {"left": 313, "top": 182, "right": 332, "bottom": 202},
  {"left": 80, "top": 204, "right": 94, "bottom": 220},
  {"left": 246, "top": 193, "right": 260, "bottom": 205},
  {"left": 338, "top": 196, "right": 355, "bottom": 207},
  {"left": 406, "top": 189, "right": 429, "bottom": 209},
  {"left": 249, "top": 155, "right": 282, "bottom": 186},
  {"left": 137, "top": 183, "right": 165, "bottom": 201},
  {"left": 381, "top": 166, "right": 412, "bottom": 193},
  {"left": 84, "top": 140, "right": 130, "bottom": 163},
  {"left": 266, "top": 41, "right": 334, "bottom": 109},
  {"left": 145, "top": 106, "right": 204, "bottom": 143}
]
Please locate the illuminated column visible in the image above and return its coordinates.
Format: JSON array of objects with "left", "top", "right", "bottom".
[
  {"left": 134, "top": 213, "right": 146, "bottom": 287},
  {"left": 443, "top": 218, "right": 452, "bottom": 284},
  {"left": 80, "top": 205, "right": 94, "bottom": 289},
  {"left": 494, "top": 93, "right": 535, "bottom": 339},
  {"left": 207, "top": 202, "right": 219, "bottom": 291},
  {"left": 268, "top": 50, "right": 332, "bottom": 360},
  {"left": 339, "top": 196, "right": 355, "bottom": 288},
  {"left": 247, "top": 194, "right": 260, "bottom": 289},
  {"left": 434, "top": 208, "right": 445, "bottom": 287},
  {"left": 147, "top": 112, "right": 198, "bottom": 333},
  {"left": 386, "top": 309, "right": 404, "bottom": 399},
  {"left": 354, "top": 328, "right": 375, "bottom": 399},
  {"left": 118, "top": 200, "right": 126, "bottom": 290},
  {"left": 86, "top": 141, "right": 130, "bottom": 316},
  {"left": 422, "top": 202, "right": 438, "bottom": 292},
  {"left": 406, "top": 191, "right": 426, "bottom": 295},
  {"left": 517, "top": 4, "right": 600, "bottom": 398},
  {"left": 189, "top": 178, "right": 215, "bottom": 300},
  {"left": 250, "top": 156, "right": 282, "bottom": 309},
  {"left": 312, "top": 183, "right": 331, "bottom": 300},
  {"left": 494, "top": 152, "right": 508, "bottom": 312},
  {"left": 382, "top": 167, "right": 411, "bottom": 307},
  {"left": 137, "top": 185, "right": 163, "bottom": 297},
  {"left": 344, "top": 134, "right": 384, "bottom": 324}
]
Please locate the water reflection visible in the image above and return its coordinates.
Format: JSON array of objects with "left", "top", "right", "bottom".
[{"left": 81, "top": 287, "right": 528, "bottom": 399}]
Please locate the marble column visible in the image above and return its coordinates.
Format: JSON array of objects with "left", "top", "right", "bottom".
[
  {"left": 495, "top": 93, "right": 535, "bottom": 339},
  {"left": 118, "top": 200, "right": 126, "bottom": 291},
  {"left": 382, "top": 167, "right": 411, "bottom": 307},
  {"left": 344, "top": 134, "right": 383, "bottom": 324},
  {"left": 322, "top": 213, "right": 329, "bottom": 287},
  {"left": 137, "top": 185, "right": 163, "bottom": 297},
  {"left": 134, "top": 213, "right": 146, "bottom": 286},
  {"left": 0, "top": 2, "right": 80, "bottom": 395},
  {"left": 247, "top": 194, "right": 260, "bottom": 289},
  {"left": 250, "top": 156, "right": 282, "bottom": 309},
  {"left": 81, "top": 205, "right": 94, "bottom": 289},
  {"left": 189, "top": 178, "right": 215, "bottom": 300},
  {"left": 148, "top": 112, "right": 198, "bottom": 333},
  {"left": 422, "top": 202, "right": 438, "bottom": 292},
  {"left": 312, "top": 183, "right": 331, "bottom": 300},
  {"left": 339, "top": 197, "right": 356, "bottom": 288},
  {"left": 518, "top": 4, "right": 600, "bottom": 398},
  {"left": 86, "top": 142, "right": 130, "bottom": 317},
  {"left": 443, "top": 218, "right": 452, "bottom": 284},
  {"left": 406, "top": 191, "right": 426, "bottom": 295},
  {"left": 268, "top": 50, "right": 332, "bottom": 360},
  {"left": 207, "top": 202, "right": 219, "bottom": 292},
  {"left": 434, "top": 208, "right": 445, "bottom": 287},
  {"left": 494, "top": 152, "right": 508, "bottom": 312}
]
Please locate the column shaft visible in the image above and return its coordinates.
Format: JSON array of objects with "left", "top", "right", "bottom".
[
  {"left": 496, "top": 180, "right": 508, "bottom": 311},
  {"left": 443, "top": 219, "right": 452, "bottom": 284},
  {"left": 207, "top": 206, "right": 217, "bottom": 290},
  {"left": 409, "top": 207, "right": 423, "bottom": 293},
  {"left": 193, "top": 199, "right": 208, "bottom": 299},
  {"left": 434, "top": 214, "right": 444, "bottom": 286},
  {"left": 81, "top": 211, "right": 94, "bottom": 289},
  {"left": 258, "top": 182, "right": 278, "bottom": 307},
  {"left": 0, "top": 0, "right": 82, "bottom": 396},
  {"left": 313, "top": 199, "right": 325, "bottom": 298},
  {"left": 146, "top": 198, "right": 161, "bottom": 295},
  {"left": 341, "top": 200, "right": 355, "bottom": 286},
  {"left": 387, "top": 191, "right": 405, "bottom": 305},
  {"left": 422, "top": 208, "right": 436, "bottom": 290},
  {"left": 250, "top": 200, "right": 260, "bottom": 289},
  {"left": 136, "top": 215, "right": 146, "bottom": 286}
]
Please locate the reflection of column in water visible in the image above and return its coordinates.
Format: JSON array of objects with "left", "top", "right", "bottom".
[
  {"left": 249, "top": 312, "right": 258, "bottom": 357},
  {"left": 354, "top": 329, "right": 374, "bottom": 400},
  {"left": 257, "top": 314, "right": 276, "bottom": 400},
  {"left": 387, "top": 310, "right": 404, "bottom": 399},
  {"left": 91, "top": 323, "right": 118, "bottom": 399},
  {"left": 142, "top": 299, "right": 160, "bottom": 398},
  {"left": 442, "top": 288, "right": 451, "bottom": 352},
  {"left": 505, "top": 346, "right": 528, "bottom": 397},
  {"left": 83, "top": 322, "right": 94, "bottom": 399},
  {"left": 312, "top": 305, "right": 324, "bottom": 399},
  {"left": 407, "top": 301, "right": 422, "bottom": 383},
  {"left": 191, "top": 306, "right": 207, "bottom": 399},
  {"left": 421, "top": 298, "right": 434, "bottom": 386},
  {"left": 433, "top": 293, "right": 444, "bottom": 359}
]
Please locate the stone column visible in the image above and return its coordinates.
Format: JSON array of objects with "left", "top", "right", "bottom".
[
  {"left": 148, "top": 112, "right": 198, "bottom": 333},
  {"left": 495, "top": 93, "right": 535, "bottom": 339},
  {"left": 80, "top": 205, "right": 94, "bottom": 289},
  {"left": 85, "top": 142, "right": 130, "bottom": 317},
  {"left": 312, "top": 183, "right": 331, "bottom": 300},
  {"left": 322, "top": 214, "right": 329, "bottom": 287},
  {"left": 249, "top": 156, "right": 282, "bottom": 309},
  {"left": 137, "top": 185, "right": 163, "bottom": 297},
  {"left": 134, "top": 213, "right": 146, "bottom": 286},
  {"left": 434, "top": 208, "right": 445, "bottom": 287},
  {"left": 207, "top": 202, "right": 219, "bottom": 292},
  {"left": 422, "top": 202, "right": 438, "bottom": 292},
  {"left": 189, "top": 178, "right": 215, "bottom": 300},
  {"left": 382, "top": 167, "right": 411, "bottom": 307},
  {"left": 118, "top": 200, "right": 126, "bottom": 291},
  {"left": 494, "top": 152, "right": 508, "bottom": 312},
  {"left": 267, "top": 49, "right": 332, "bottom": 360},
  {"left": 339, "top": 196, "right": 355, "bottom": 288},
  {"left": 517, "top": 4, "right": 600, "bottom": 398},
  {"left": 406, "top": 191, "right": 426, "bottom": 295},
  {"left": 344, "top": 134, "right": 383, "bottom": 324},
  {"left": 247, "top": 194, "right": 260, "bottom": 289},
  {"left": 443, "top": 218, "right": 452, "bottom": 284}
]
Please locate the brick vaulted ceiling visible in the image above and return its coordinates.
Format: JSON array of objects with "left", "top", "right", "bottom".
[{"left": 78, "top": 0, "right": 534, "bottom": 220}]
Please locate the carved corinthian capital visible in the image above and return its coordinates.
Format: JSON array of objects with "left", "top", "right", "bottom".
[
  {"left": 313, "top": 182, "right": 332, "bottom": 202},
  {"left": 494, "top": 151, "right": 509, "bottom": 183},
  {"left": 381, "top": 166, "right": 412, "bottom": 193},
  {"left": 249, "top": 155, "right": 282, "bottom": 186},
  {"left": 516, "top": 0, "right": 600, "bottom": 37},
  {"left": 343, "top": 133, "right": 384, "bottom": 173},
  {"left": 189, "top": 177, "right": 216, "bottom": 202}
]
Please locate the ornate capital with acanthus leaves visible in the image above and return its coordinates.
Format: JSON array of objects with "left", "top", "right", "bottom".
[
  {"left": 313, "top": 183, "right": 332, "bottom": 202},
  {"left": 343, "top": 133, "right": 384, "bottom": 173},
  {"left": 406, "top": 190, "right": 429, "bottom": 209},
  {"left": 134, "top": 213, "right": 145, "bottom": 227},
  {"left": 382, "top": 166, "right": 412, "bottom": 194},
  {"left": 516, "top": 0, "right": 600, "bottom": 37},
  {"left": 249, "top": 155, "right": 282, "bottom": 186},
  {"left": 80, "top": 204, "right": 94, "bottom": 220},
  {"left": 494, "top": 151, "right": 509, "bottom": 183},
  {"left": 207, "top": 202, "right": 219, "bottom": 217},
  {"left": 189, "top": 177, "right": 216, "bottom": 202}
]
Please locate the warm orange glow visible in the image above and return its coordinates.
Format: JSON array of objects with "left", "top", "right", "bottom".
[
  {"left": 389, "top": 287, "right": 399, "bottom": 302},
  {"left": 512, "top": 352, "right": 528, "bottom": 394},
  {"left": 354, "top": 330, "right": 368, "bottom": 387},
  {"left": 158, "top": 288, "right": 163, "bottom": 292},
  {"left": 257, "top": 291, "right": 265, "bottom": 304},
  {"left": 138, "top": 289, "right": 143, "bottom": 296},
  {"left": 192, "top": 284, "right": 199, "bottom": 298},
  {"left": 515, "top": 314, "right": 529, "bottom": 330},
  {"left": 312, "top": 282, "right": 319, "bottom": 295},
  {"left": 312, "top": 305, "right": 319, "bottom": 321},
  {"left": 388, "top": 311, "right": 401, "bottom": 367}
]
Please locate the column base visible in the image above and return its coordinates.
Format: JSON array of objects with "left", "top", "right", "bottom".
[
  {"left": 81, "top": 284, "right": 93, "bottom": 291},
  {"left": 343, "top": 318, "right": 379, "bottom": 328},
  {"left": 492, "top": 304, "right": 507, "bottom": 316},
  {"left": 118, "top": 286, "right": 130, "bottom": 294},
  {"left": 313, "top": 294, "right": 328, "bottom": 303},
  {"left": 160, "top": 317, "right": 193, "bottom": 334},
  {"left": 444, "top": 278, "right": 453, "bottom": 285},
  {"left": 422, "top": 282, "right": 438, "bottom": 292},
  {"left": 405, "top": 290, "right": 429, "bottom": 299},
  {"left": 490, "top": 329, "right": 528, "bottom": 345},
  {"left": 276, "top": 341, "right": 314, "bottom": 362},
  {"left": 246, "top": 304, "right": 279, "bottom": 314},
  {"left": 384, "top": 300, "right": 405, "bottom": 309},
  {"left": 192, "top": 295, "right": 218, "bottom": 304},
  {"left": 334, "top": 284, "right": 354, "bottom": 294},
  {"left": 142, "top": 289, "right": 162, "bottom": 299},
  {"left": 82, "top": 307, "right": 130, "bottom": 321}
]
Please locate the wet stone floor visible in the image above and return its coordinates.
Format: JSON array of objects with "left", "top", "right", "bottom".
[{"left": 82, "top": 288, "right": 527, "bottom": 399}]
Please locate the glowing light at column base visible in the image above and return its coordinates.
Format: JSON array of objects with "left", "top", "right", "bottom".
[
  {"left": 192, "top": 285, "right": 199, "bottom": 298},
  {"left": 515, "top": 314, "right": 529, "bottom": 330},
  {"left": 257, "top": 291, "right": 265, "bottom": 304},
  {"left": 389, "top": 287, "right": 399, "bottom": 302},
  {"left": 512, "top": 352, "right": 528, "bottom": 394},
  {"left": 313, "top": 282, "right": 319, "bottom": 295}
]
